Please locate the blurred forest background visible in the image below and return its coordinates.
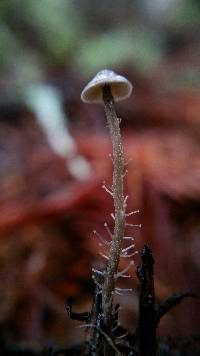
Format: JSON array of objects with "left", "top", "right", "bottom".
[{"left": 0, "top": 0, "right": 199, "bottom": 351}]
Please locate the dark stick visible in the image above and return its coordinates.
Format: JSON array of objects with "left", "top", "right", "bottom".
[
  {"left": 135, "top": 245, "right": 197, "bottom": 356},
  {"left": 136, "top": 245, "right": 157, "bottom": 356}
]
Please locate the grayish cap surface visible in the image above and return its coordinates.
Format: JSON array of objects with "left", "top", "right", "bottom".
[{"left": 81, "top": 69, "right": 133, "bottom": 103}]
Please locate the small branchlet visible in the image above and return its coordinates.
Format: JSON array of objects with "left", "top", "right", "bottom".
[
  {"left": 93, "top": 230, "right": 111, "bottom": 246},
  {"left": 104, "top": 222, "right": 113, "bottom": 239},
  {"left": 102, "top": 183, "right": 113, "bottom": 197},
  {"left": 115, "top": 261, "right": 134, "bottom": 280},
  {"left": 66, "top": 298, "right": 90, "bottom": 322},
  {"left": 155, "top": 292, "right": 198, "bottom": 326}
]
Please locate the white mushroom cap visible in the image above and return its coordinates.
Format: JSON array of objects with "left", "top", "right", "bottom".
[{"left": 81, "top": 69, "right": 133, "bottom": 103}]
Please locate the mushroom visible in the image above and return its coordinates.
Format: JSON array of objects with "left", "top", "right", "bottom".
[
  {"left": 81, "top": 70, "right": 135, "bottom": 352},
  {"left": 81, "top": 69, "right": 132, "bottom": 103}
]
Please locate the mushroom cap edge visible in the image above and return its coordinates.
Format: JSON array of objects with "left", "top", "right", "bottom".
[{"left": 81, "top": 69, "right": 133, "bottom": 104}]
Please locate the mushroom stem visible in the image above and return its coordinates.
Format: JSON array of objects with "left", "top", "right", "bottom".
[{"left": 102, "top": 85, "right": 126, "bottom": 330}]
